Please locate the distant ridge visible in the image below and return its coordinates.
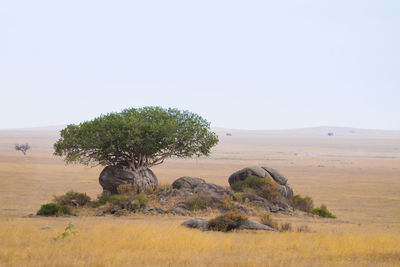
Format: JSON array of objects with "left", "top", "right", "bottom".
[{"left": 1, "top": 125, "right": 400, "bottom": 139}]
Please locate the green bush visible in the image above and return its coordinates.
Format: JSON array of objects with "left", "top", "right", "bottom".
[
  {"left": 231, "top": 176, "right": 264, "bottom": 191},
  {"left": 54, "top": 191, "right": 91, "bottom": 206},
  {"left": 37, "top": 203, "right": 72, "bottom": 216},
  {"left": 208, "top": 210, "right": 248, "bottom": 232},
  {"left": 290, "top": 195, "right": 314, "bottom": 213},
  {"left": 260, "top": 213, "right": 278, "bottom": 229},
  {"left": 311, "top": 205, "right": 336, "bottom": 219},
  {"left": 231, "top": 176, "right": 281, "bottom": 204}
]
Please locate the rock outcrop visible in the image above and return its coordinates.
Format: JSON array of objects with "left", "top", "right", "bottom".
[
  {"left": 172, "top": 176, "right": 233, "bottom": 202},
  {"left": 228, "top": 166, "right": 293, "bottom": 199},
  {"left": 99, "top": 165, "right": 158, "bottom": 195},
  {"left": 181, "top": 218, "right": 277, "bottom": 232}
]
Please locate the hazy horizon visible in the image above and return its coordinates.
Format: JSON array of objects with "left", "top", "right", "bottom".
[{"left": 1, "top": 1, "right": 399, "bottom": 130}]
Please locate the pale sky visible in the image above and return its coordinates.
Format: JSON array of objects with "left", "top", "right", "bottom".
[{"left": 1, "top": 0, "right": 399, "bottom": 130}]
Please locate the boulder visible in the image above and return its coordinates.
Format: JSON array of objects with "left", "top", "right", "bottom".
[
  {"left": 181, "top": 218, "right": 277, "bottom": 232},
  {"left": 99, "top": 165, "right": 158, "bottom": 195},
  {"left": 181, "top": 218, "right": 209, "bottom": 231},
  {"left": 170, "top": 207, "right": 187, "bottom": 216},
  {"left": 172, "top": 176, "right": 233, "bottom": 200},
  {"left": 228, "top": 166, "right": 293, "bottom": 199},
  {"left": 236, "top": 220, "right": 278, "bottom": 231},
  {"left": 172, "top": 177, "right": 206, "bottom": 190}
]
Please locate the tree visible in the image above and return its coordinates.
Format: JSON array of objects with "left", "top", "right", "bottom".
[
  {"left": 15, "top": 143, "right": 30, "bottom": 155},
  {"left": 54, "top": 107, "right": 219, "bottom": 172}
]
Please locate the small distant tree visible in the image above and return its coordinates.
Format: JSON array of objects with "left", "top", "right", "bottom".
[
  {"left": 54, "top": 107, "right": 219, "bottom": 173},
  {"left": 15, "top": 143, "right": 30, "bottom": 155}
]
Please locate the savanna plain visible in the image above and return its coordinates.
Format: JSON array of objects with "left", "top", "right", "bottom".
[{"left": 0, "top": 127, "right": 399, "bottom": 266}]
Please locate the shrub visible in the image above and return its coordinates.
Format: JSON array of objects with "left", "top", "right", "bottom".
[
  {"left": 260, "top": 213, "right": 278, "bottom": 229},
  {"left": 208, "top": 210, "right": 248, "bottom": 232},
  {"left": 231, "top": 176, "right": 264, "bottom": 191},
  {"left": 311, "top": 205, "right": 336, "bottom": 218},
  {"left": 280, "top": 223, "right": 292, "bottom": 232},
  {"left": 37, "top": 203, "right": 72, "bottom": 216},
  {"left": 231, "top": 176, "right": 281, "bottom": 204},
  {"left": 54, "top": 191, "right": 91, "bottom": 207},
  {"left": 290, "top": 195, "right": 314, "bottom": 213}
]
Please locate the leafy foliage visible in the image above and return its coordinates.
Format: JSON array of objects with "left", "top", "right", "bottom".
[
  {"left": 37, "top": 203, "right": 71, "bottom": 216},
  {"left": 290, "top": 194, "right": 314, "bottom": 213},
  {"left": 54, "top": 222, "right": 77, "bottom": 240},
  {"left": 53, "top": 191, "right": 91, "bottom": 207},
  {"left": 231, "top": 175, "right": 281, "bottom": 203},
  {"left": 208, "top": 210, "right": 248, "bottom": 232},
  {"left": 311, "top": 205, "right": 336, "bottom": 218},
  {"left": 54, "top": 107, "right": 219, "bottom": 171}
]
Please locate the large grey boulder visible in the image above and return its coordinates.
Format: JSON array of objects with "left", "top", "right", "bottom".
[
  {"left": 228, "top": 166, "right": 293, "bottom": 199},
  {"left": 172, "top": 176, "right": 232, "bottom": 199},
  {"left": 181, "top": 218, "right": 277, "bottom": 232},
  {"left": 172, "top": 177, "right": 206, "bottom": 190},
  {"left": 181, "top": 218, "right": 209, "bottom": 231},
  {"left": 99, "top": 165, "right": 158, "bottom": 195},
  {"left": 237, "top": 220, "right": 278, "bottom": 231}
]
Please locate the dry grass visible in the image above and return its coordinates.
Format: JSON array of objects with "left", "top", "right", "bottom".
[
  {"left": 0, "top": 217, "right": 399, "bottom": 267},
  {"left": 0, "top": 129, "right": 400, "bottom": 266}
]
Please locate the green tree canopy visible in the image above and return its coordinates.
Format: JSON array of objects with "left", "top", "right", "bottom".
[{"left": 54, "top": 107, "right": 219, "bottom": 171}]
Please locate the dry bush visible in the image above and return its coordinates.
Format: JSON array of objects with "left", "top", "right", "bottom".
[
  {"left": 290, "top": 195, "right": 314, "bottom": 213},
  {"left": 208, "top": 209, "right": 249, "bottom": 232},
  {"left": 280, "top": 223, "right": 292, "bottom": 232},
  {"left": 220, "top": 194, "right": 234, "bottom": 210},
  {"left": 53, "top": 191, "right": 91, "bottom": 207},
  {"left": 260, "top": 213, "right": 279, "bottom": 229}
]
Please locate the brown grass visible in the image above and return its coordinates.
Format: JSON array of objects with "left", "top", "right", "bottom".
[{"left": 0, "top": 129, "right": 400, "bottom": 266}]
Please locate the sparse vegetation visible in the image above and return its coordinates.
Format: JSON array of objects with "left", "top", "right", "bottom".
[
  {"left": 260, "top": 213, "right": 278, "bottom": 229},
  {"left": 36, "top": 203, "right": 72, "bottom": 216},
  {"left": 53, "top": 191, "right": 91, "bottom": 207},
  {"left": 185, "top": 195, "right": 207, "bottom": 210},
  {"left": 54, "top": 222, "right": 77, "bottom": 240},
  {"left": 280, "top": 223, "right": 292, "bottom": 232},
  {"left": 297, "top": 225, "right": 312, "bottom": 233},
  {"left": 312, "top": 205, "right": 336, "bottom": 219},
  {"left": 231, "top": 175, "right": 281, "bottom": 203},
  {"left": 220, "top": 194, "right": 234, "bottom": 210},
  {"left": 208, "top": 209, "right": 248, "bottom": 232},
  {"left": 290, "top": 194, "right": 314, "bottom": 213}
]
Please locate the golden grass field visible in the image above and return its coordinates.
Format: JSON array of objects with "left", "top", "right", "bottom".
[{"left": 0, "top": 127, "right": 399, "bottom": 266}]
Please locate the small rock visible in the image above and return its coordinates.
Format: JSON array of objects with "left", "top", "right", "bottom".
[
  {"left": 94, "top": 210, "right": 105, "bottom": 216},
  {"left": 237, "top": 220, "right": 278, "bottom": 231},
  {"left": 40, "top": 226, "right": 51, "bottom": 230},
  {"left": 156, "top": 207, "right": 167, "bottom": 214},
  {"left": 159, "top": 198, "right": 167, "bottom": 204},
  {"left": 233, "top": 205, "right": 251, "bottom": 215},
  {"left": 170, "top": 207, "right": 186, "bottom": 216}
]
